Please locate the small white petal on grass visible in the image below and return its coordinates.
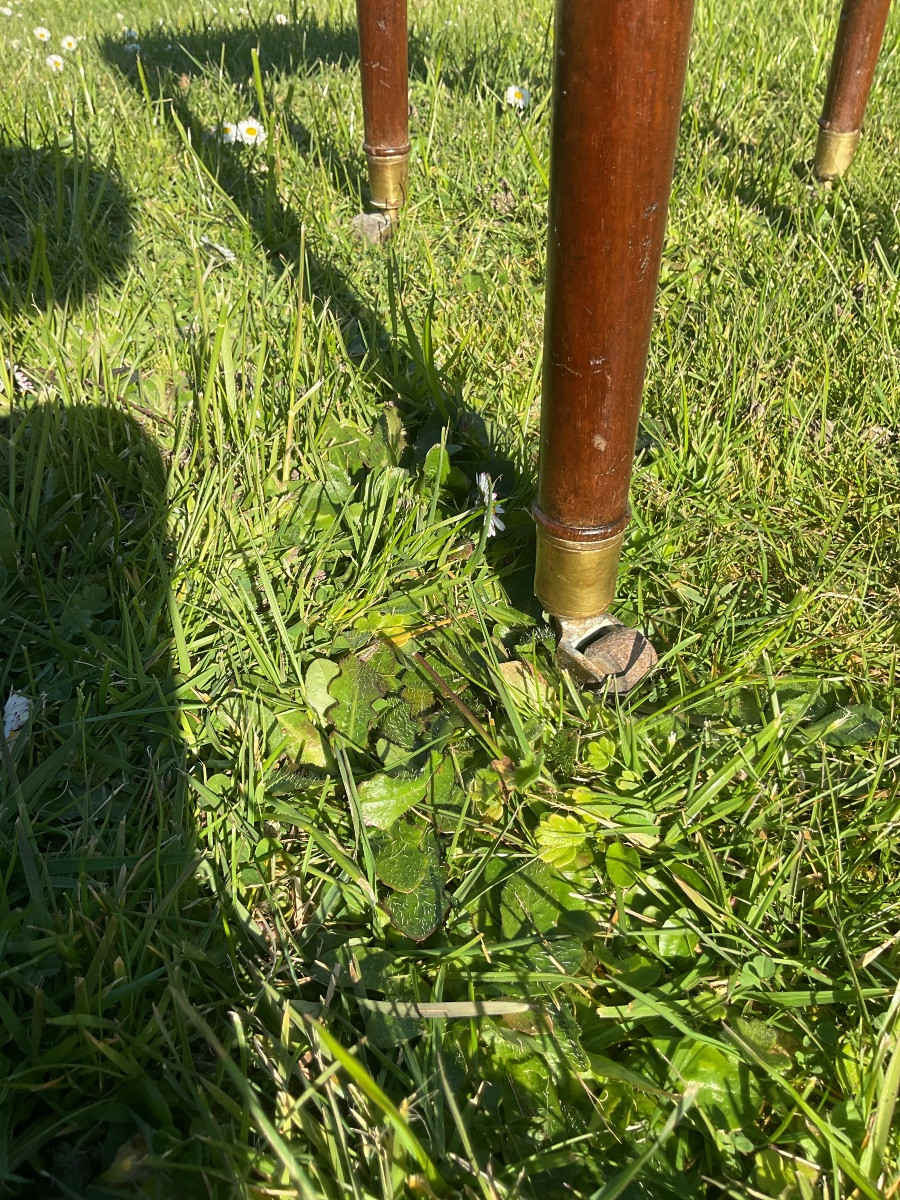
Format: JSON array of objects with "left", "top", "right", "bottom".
[
  {"left": 237, "top": 117, "right": 266, "bottom": 145},
  {"left": 46, "top": 52, "right": 64, "bottom": 72},
  {"left": 33, "top": 25, "right": 51, "bottom": 40},
  {"left": 274, "top": 11, "right": 287, "bottom": 22},
  {"left": 504, "top": 84, "right": 530, "bottom": 111},
  {"left": 4, "top": 693, "right": 31, "bottom": 743},
  {"left": 0, "top": 8, "right": 13, "bottom": 16},
  {"left": 200, "top": 234, "right": 236, "bottom": 261},
  {"left": 476, "top": 471, "right": 506, "bottom": 537},
  {"left": 10, "top": 37, "right": 19, "bottom": 48},
  {"left": 61, "top": 33, "right": 77, "bottom": 49}
]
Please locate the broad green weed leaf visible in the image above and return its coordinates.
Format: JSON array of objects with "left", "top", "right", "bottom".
[
  {"left": 305, "top": 659, "right": 339, "bottom": 722},
  {"left": 277, "top": 711, "right": 331, "bottom": 768},
  {"left": 377, "top": 696, "right": 418, "bottom": 749},
  {"left": 358, "top": 771, "right": 429, "bottom": 829},
  {"left": 499, "top": 860, "right": 587, "bottom": 938},
  {"left": 668, "top": 1040, "right": 762, "bottom": 1130},
  {"left": 739, "top": 953, "right": 778, "bottom": 988},
  {"left": 587, "top": 1053, "right": 674, "bottom": 1097},
  {"left": 586, "top": 736, "right": 616, "bottom": 772},
  {"left": 372, "top": 822, "right": 431, "bottom": 892},
  {"left": 606, "top": 841, "right": 640, "bottom": 889},
  {"left": 423, "top": 442, "right": 451, "bottom": 486},
  {"left": 329, "top": 657, "right": 383, "bottom": 746},
  {"left": 536, "top": 814, "right": 587, "bottom": 871},
  {"left": 805, "top": 703, "right": 883, "bottom": 747},
  {"left": 646, "top": 907, "right": 697, "bottom": 962},
  {"left": 387, "top": 865, "right": 446, "bottom": 941},
  {"left": 733, "top": 1016, "right": 790, "bottom": 1067},
  {"left": 754, "top": 1147, "right": 819, "bottom": 1199}
]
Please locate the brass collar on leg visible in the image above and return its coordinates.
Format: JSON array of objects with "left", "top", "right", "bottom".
[
  {"left": 532, "top": 511, "right": 657, "bottom": 691},
  {"left": 365, "top": 152, "right": 409, "bottom": 215},
  {"left": 533, "top": 523, "right": 624, "bottom": 620},
  {"left": 813, "top": 127, "right": 861, "bottom": 182}
]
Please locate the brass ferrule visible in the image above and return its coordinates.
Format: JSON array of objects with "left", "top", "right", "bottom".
[
  {"left": 813, "top": 127, "right": 861, "bottom": 182},
  {"left": 534, "top": 525, "right": 625, "bottom": 619},
  {"left": 365, "top": 152, "right": 409, "bottom": 214}
]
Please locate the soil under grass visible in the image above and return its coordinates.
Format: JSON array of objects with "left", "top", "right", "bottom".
[{"left": 1, "top": 0, "right": 899, "bottom": 1196}]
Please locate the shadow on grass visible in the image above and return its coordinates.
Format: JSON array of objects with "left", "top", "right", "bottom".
[
  {"left": 0, "top": 142, "right": 133, "bottom": 312},
  {"left": 0, "top": 398, "right": 212, "bottom": 1195}
]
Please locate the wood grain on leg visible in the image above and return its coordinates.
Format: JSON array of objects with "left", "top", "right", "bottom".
[
  {"left": 356, "top": 0, "right": 410, "bottom": 214},
  {"left": 814, "top": 0, "right": 893, "bottom": 180},
  {"left": 534, "top": 0, "right": 695, "bottom": 619}
]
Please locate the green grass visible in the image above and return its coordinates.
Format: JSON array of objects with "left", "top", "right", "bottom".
[{"left": 1, "top": 0, "right": 900, "bottom": 1195}]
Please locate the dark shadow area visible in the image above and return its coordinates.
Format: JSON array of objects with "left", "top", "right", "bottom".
[
  {"left": 0, "top": 398, "right": 194, "bottom": 1195},
  {"left": 0, "top": 142, "right": 133, "bottom": 311}
]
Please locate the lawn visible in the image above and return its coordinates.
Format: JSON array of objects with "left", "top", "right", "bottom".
[{"left": 1, "top": 0, "right": 899, "bottom": 1195}]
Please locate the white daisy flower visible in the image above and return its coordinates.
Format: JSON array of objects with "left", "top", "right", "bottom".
[
  {"left": 476, "top": 471, "right": 505, "bottom": 538},
  {"left": 46, "top": 52, "right": 64, "bottom": 72},
  {"left": 219, "top": 120, "right": 237, "bottom": 143},
  {"left": 274, "top": 11, "right": 287, "bottom": 22},
  {"left": 4, "top": 692, "right": 32, "bottom": 743},
  {"left": 236, "top": 117, "right": 266, "bottom": 145},
  {"left": 504, "top": 84, "right": 530, "bottom": 112},
  {"left": 61, "top": 33, "right": 77, "bottom": 49},
  {"left": 0, "top": 8, "right": 13, "bottom": 16},
  {"left": 10, "top": 37, "right": 20, "bottom": 48},
  {"left": 33, "top": 25, "right": 51, "bottom": 40}
]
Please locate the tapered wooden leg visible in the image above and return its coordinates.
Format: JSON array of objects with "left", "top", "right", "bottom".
[
  {"left": 534, "top": 0, "right": 695, "bottom": 623},
  {"left": 355, "top": 0, "right": 410, "bottom": 216},
  {"left": 814, "top": 0, "right": 893, "bottom": 181}
]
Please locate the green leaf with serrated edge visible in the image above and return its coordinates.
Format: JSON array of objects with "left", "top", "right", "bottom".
[
  {"left": 372, "top": 822, "right": 430, "bottom": 892},
  {"left": 536, "top": 814, "right": 587, "bottom": 871},
  {"left": 606, "top": 841, "right": 640, "bottom": 889},
  {"left": 586, "top": 737, "right": 615, "bottom": 771},
  {"left": 805, "top": 703, "right": 883, "bottom": 747},
  {"left": 305, "top": 659, "right": 339, "bottom": 722},
  {"left": 358, "top": 771, "right": 429, "bottom": 829},
  {"left": 377, "top": 696, "right": 418, "bottom": 749},
  {"left": 328, "top": 656, "right": 383, "bottom": 746}
]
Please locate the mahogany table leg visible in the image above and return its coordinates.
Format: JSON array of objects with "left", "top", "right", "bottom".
[
  {"left": 355, "top": 0, "right": 410, "bottom": 216},
  {"left": 534, "top": 0, "right": 695, "bottom": 635},
  {"left": 814, "top": 0, "right": 893, "bottom": 181}
]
